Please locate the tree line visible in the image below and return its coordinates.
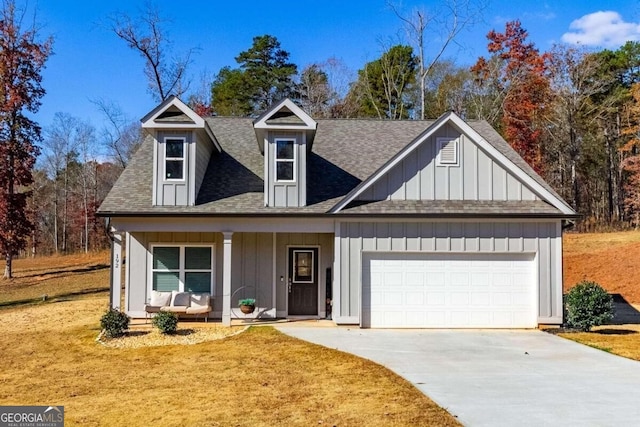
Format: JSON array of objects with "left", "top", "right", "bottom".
[{"left": 3, "top": 1, "right": 640, "bottom": 276}]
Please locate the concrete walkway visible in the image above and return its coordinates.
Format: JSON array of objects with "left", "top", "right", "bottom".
[{"left": 276, "top": 327, "right": 640, "bottom": 426}]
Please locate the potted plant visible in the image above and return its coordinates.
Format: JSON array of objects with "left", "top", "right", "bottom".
[{"left": 239, "top": 298, "right": 256, "bottom": 314}]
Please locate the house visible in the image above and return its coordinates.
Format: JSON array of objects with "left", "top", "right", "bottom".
[{"left": 97, "top": 96, "right": 578, "bottom": 328}]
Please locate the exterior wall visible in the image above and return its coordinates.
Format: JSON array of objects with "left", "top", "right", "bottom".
[
  {"left": 154, "top": 130, "right": 193, "bottom": 206},
  {"left": 274, "top": 233, "right": 333, "bottom": 317},
  {"left": 356, "top": 123, "right": 539, "bottom": 202},
  {"left": 230, "top": 232, "right": 274, "bottom": 317},
  {"left": 194, "top": 128, "right": 214, "bottom": 197},
  {"left": 125, "top": 231, "right": 218, "bottom": 317},
  {"left": 266, "top": 131, "right": 307, "bottom": 207},
  {"left": 124, "top": 230, "right": 333, "bottom": 319},
  {"left": 335, "top": 220, "right": 562, "bottom": 325}
]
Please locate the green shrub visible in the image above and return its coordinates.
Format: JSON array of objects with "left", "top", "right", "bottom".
[
  {"left": 152, "top": 311, "right": 178, "bottom": 334},
  {"left": 100, "top": 308, "right": 130, "bottom": 338},
  {"left": 565, "top": 281, "right": 614, "bottom": 331}
]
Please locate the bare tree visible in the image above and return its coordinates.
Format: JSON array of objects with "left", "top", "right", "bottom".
[
  {"left": 388, "top": 0, "right": 486, "bottom": 119},
  {"left": 93, "top": 99, "right": 142, "bottom": 169},
  {"left": 109, "top": 4, "right": 194, "bottom": 101}
]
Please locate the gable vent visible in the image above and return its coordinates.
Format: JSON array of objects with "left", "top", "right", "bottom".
[{"left": 437, "top": 137, "right": 459, "bottom": 166}]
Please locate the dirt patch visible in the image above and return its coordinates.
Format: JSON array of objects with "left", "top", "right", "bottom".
[{"left": 564, "top": 232, "right": 640, "bottom": 303}]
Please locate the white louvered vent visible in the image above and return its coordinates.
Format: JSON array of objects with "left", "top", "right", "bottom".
[{"left": 437, "top": 137, "right": 459, "bottom": 166}]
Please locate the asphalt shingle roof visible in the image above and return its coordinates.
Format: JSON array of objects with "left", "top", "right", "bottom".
[{"left": 98, "top": 116, "right": 570, "bottom": 217}]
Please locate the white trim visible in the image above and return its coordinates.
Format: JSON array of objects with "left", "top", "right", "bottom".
[
  {"left": 334, "top": 316, "right": 359, "bottom": 324},
  {"left": 222, "top": 232, "right": 233, "bottom": 326},
  {"left": 163, "top": 137, "right": 187, "bottom": 182},
  {"left": 253, "top": 98, "right": 317, "bottom": 131},
  {"left": 274, "top": 137, "right": 297, "bottom": 183},
  {"left": 189, "top": 131, "right": 196, "bottom": 205},
  {"left": 142, "top": 96, "right": 205, "bottom": 128},
  {"left": 147, "top": 244, "right": 215, "bottom": 296},
  {"left": 152, "top": 132, "right": 158, "bottom": 205},
  {"left": 330, "top": 111, "right": 576, "bottom": 215},
  {"left": 555, "top": 221, "right": 563, "bottom": 322},
  {"left": 333, "top": 222, "right": 341, "bottom": 322},
  {"left": 538, "top": 316, "right": 562, "bottom": 324},
  {"left": 110, "top": 233, "right": 123, "bottom": 310},
  {"left": 125, "top": 232, "right": 132, "bottom": 313},
  {"left": 272, "top": 233, "right": 277, "bottom": 316}
]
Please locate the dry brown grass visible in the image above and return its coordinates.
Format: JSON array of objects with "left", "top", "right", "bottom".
[
  {"left": 563, "top": 231, "right": 640, "bottom": 302},
  {"left": 1, "top": 294, "right": 458, "bottom": 426},
  {"left": 558, "top": 325, "right": 640, "bottom": 361},
  {"left": 0, "top": 251, "right": 110, "bottom": 304}
]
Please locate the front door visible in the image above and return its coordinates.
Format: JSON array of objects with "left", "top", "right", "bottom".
[{"left": 288, "top": 247, "right": 318, "bottom": 315}]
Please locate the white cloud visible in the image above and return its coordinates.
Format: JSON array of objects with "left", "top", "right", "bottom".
[{"left": 562, "top": 11, "right": 640, "bottom": 48}]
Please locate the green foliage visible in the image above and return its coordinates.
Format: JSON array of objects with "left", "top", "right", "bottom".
[
  {"left": 350, "top": 44, "right": 417, "bottom": 119},
  {"left": 211, "top": 66, "right": 253, "bottom": 116},
  {"left": 152, "top": 310, "right": 179, "bottom": 334},
  {"left": 100, "top": 308, "right": 130, "bottom": 338},
  {"left": 211, "top": 34, "right": 297, "bottom": 116},
  {"left": 238, "top": 298, "right": 256, "bottom": 307},
  {"left": 565, "top": 281, "right": 614, "bottom": 331}
]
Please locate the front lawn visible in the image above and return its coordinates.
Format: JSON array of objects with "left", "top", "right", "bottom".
[
  {"left": 558, "top": 325, "right": 640, "bottom": 361},
  {"left": 0, "top": 295, "right": 459, "bottom": 426}
]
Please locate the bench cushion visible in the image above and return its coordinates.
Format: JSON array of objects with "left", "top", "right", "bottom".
[
  {"left": 148, "top": 291, "right": 172, "bottom": 307},
  {"left": 170, "top": 291, "right": 191, "bottom": 308}
]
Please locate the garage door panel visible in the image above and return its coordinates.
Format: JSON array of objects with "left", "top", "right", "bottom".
[{"left": 362, "top": 252, "right": 536, "bottom": 328}]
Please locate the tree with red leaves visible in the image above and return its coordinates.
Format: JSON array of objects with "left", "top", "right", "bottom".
[
  {"left": 0, "top": 1, "right": 52, "bottom": 278},
  {"left": 471, "top": 20, "right": 550, "bottom": 173}
]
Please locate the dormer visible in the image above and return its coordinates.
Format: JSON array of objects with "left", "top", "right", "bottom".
[
  {"left": 142, "top": 96, "right": 221, "bottom": 207},
  {"left": 253, "top": 99, "right": 317, "bottom": 207}
]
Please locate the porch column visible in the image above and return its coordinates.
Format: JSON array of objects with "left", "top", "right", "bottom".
[
  {"left": 110, "top": 233, "right": 123, "bottom": 310},
  {"left": 222, "top": 232, "right": 233, "bottom": 326}
]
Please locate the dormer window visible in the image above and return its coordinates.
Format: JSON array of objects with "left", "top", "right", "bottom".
[
  {"left": 165, "top": 138, "right": 185, "bottom": 180},
  {"left": 275, "top": 138, "right": 295, "bottom": 181}
]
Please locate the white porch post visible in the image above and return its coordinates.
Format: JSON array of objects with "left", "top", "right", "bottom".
[
  {"left": 222, "top": 232, "right": 233, "bottom": 326},
  {"left": 110, "top": 233, "right": 123, "bottom": 310}
]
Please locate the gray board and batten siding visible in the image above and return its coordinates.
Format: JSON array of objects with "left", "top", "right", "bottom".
[
  {"left": 125, "top": 230, "right": 333, "bottom": 318},
  {"left": 335, "top": 220, "right": 562, "bottom": 324},
  {"left": 265, "top": 131, "right": 308, "bottom": 208},
  {"left": 355, "top": 122, "right": 539, "bottom": 202}
]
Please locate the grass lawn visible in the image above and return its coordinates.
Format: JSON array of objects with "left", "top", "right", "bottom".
[
  {"left": 0, "top": 251, "right": 111, "bottom": 305},
  {"left": 0, "top": 255, "right": 459, "bottom": 426},
  {"left": 557, "top": 325, "right": 640, "bottom": 362}
]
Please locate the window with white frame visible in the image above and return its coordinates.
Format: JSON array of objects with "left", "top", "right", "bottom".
[
  {"left": 436, "top": 137, "right": 459, "bottom": 166},
  {"left": 275, "top": 138, "right": 295, "bottom": 181},
  {"left": 151, "top": 245, "right": 213, "bottom": 293},
  {"left": 165, "top": 138, "right": 185, "bottom": 180}
]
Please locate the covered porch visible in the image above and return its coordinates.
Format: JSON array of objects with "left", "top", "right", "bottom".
[{"left": 107, "top": 217, "right": 336, "bottom": 325}]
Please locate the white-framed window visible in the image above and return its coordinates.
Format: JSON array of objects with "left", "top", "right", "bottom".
[
  {"left": 164, "top": 138, "right": 186, "bottom": 180},
  {"left": 436, "top": 137, "right": 459, "bottom": 166},
  {"left": 275, "top": 138, "right": 296, "bottom": 182},
  {"left": 150, "top": 244, "right": 214, "bottom": 293}
]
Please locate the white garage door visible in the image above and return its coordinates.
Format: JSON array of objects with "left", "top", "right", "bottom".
[{"left": 362, "top": 252, "right": 537, "bottom": 328}]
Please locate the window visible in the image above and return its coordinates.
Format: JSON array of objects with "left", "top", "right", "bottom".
[
  {"left": 151, "top": 245, "right": 213, "bottom": 293},
  {"left": 165, "top": 138, "right": 185, "bottom": 180},
  {"left": 436, "top": 137, "right": 459, "bottom": 166},
  {"left": 275, "top": 138, "right": 295, "bottom": 181},
  {"left": 293, "top": 250, "right": 314, "bottom": 283}
]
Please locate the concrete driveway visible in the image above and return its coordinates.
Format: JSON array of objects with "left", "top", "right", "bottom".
[{"left": 276, "top": 326, "right": 640, "bottom": 426}]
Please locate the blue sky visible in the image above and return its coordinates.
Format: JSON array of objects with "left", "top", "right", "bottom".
[{"left": 30, "top": 0, "right": 640, "bottom": 139}]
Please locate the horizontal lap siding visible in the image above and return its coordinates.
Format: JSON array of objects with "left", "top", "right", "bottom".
[{"left": 338, "top": 221, "right": 562, "bottom": 321}]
